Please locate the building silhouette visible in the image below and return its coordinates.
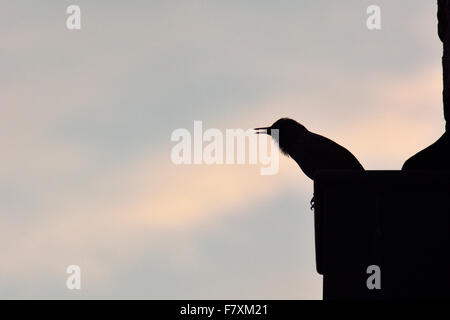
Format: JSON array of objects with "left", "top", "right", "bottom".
[
  {"left": 314, "top": 2, "right": 450, "bottom": 300},
  {"left": 315, "top": 171, "right": 450, "bottom": 299}
]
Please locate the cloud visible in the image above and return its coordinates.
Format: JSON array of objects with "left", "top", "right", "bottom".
[
  {"left": 0, "top": 63, "right": 443, "bottom": 298},
  {"left": 0, "top": 0, "right": 444, "bottom": 299}
]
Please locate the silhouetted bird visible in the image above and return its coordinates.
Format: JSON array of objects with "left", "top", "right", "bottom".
[{"left": 255, "top": 118, "right": 365, "bottom": 209}]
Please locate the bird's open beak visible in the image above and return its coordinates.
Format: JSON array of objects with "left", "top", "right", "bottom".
[{"left": 254, "top": 127, "right": 271, "bottom": 135}]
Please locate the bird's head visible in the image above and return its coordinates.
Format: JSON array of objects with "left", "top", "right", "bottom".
[{"left": 254, "top": 118, "right": 307, "bottom": 155}]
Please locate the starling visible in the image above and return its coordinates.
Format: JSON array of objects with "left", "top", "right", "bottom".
[{"left": 255, "top": 118, "right": 364, "bottom": 209}]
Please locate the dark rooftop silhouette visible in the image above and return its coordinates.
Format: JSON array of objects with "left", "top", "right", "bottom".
[
  {"left": 313, "top": 1, "right": 450, "bottom": 299},
  {"left": 315, "top": 171, "right": 450, "bottom": 299},
  {"left": 261, "top": 1, "right": 450, "bottom": 299}
]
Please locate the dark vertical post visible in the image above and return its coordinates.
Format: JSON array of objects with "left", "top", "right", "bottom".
[{"left": 438, "top": 0, "right": 450, "bottom": 130}]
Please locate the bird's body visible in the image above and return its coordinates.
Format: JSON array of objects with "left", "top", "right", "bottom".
[{"left": 288, "top": 131, "right": 364, "bottom": 180}]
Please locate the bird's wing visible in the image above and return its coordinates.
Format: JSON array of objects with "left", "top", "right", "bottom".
[
  {"left": 292, "top": 133, "right": 363, "bottom": 178},
  {"left": 309, "top": 133, "right": 364, "bottom": 169}
]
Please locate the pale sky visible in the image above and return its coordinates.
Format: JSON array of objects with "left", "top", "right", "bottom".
[{"left": 0, "top": 1, "right": 445, "bottom": 299}]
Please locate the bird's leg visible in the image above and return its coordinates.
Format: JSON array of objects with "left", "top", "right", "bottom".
[{"left": 310, "top": 196, "right": 315, "bottom": 211}]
